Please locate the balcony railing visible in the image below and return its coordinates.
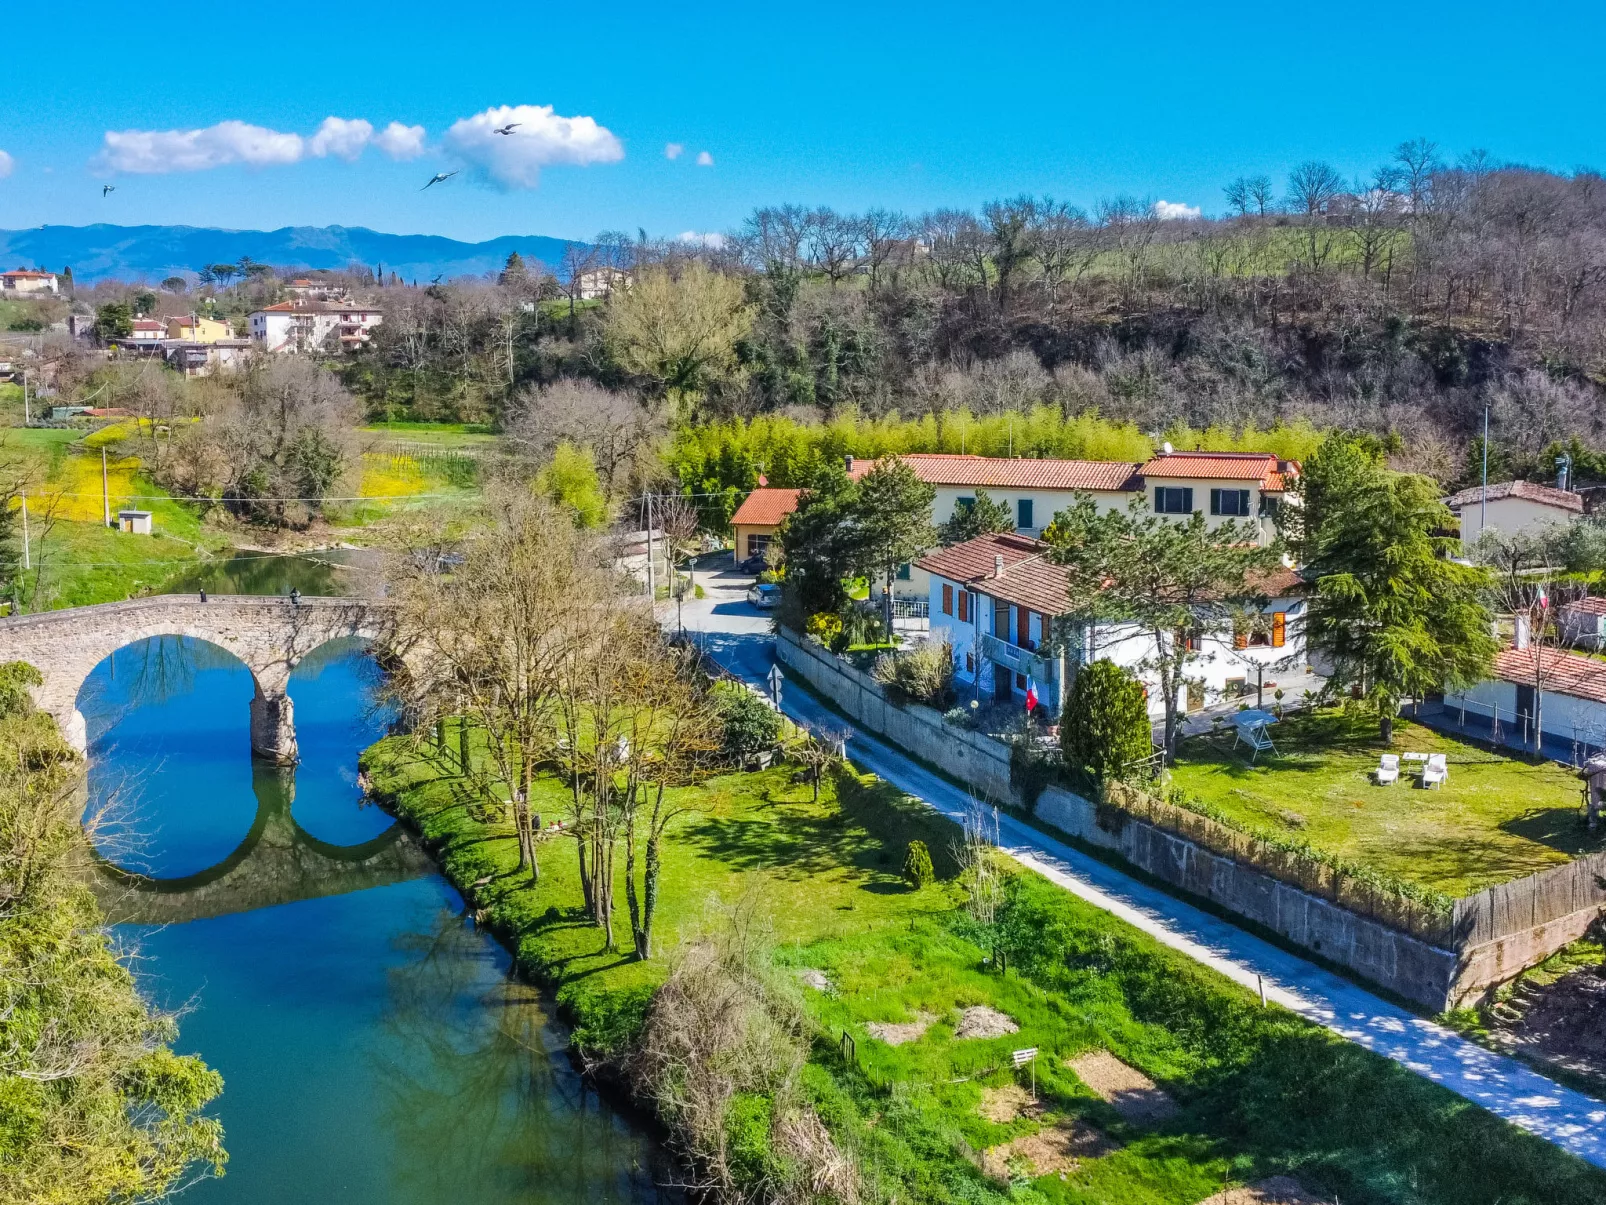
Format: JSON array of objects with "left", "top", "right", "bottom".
[{"left": 978, "top": 633, "right": 1057, "bottom": 681}]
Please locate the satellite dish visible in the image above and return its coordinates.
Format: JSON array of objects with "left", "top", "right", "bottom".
[{"left": 1162, "top": 441, "right": 1174, "bottom": 455}]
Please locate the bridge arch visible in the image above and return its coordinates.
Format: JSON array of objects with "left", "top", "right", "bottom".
[{"left": 0, "top": 595, "right": 395, "bottom": 763}]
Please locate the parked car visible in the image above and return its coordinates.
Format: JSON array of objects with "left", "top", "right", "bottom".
[
  {"left": 739, "top": 552, "right": 769, "bottom": 574},
  {"left": 746, "top": 582, "right": 782, "bottom": 609}
]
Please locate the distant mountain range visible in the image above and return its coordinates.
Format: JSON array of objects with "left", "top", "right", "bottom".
[{"left": 0, "top": 224, "right": 580, "bottom": 284}]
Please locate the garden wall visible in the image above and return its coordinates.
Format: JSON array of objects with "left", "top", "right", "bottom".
[
  {"left": 1033, "top": 785, "right": 1463, "bottom": 1010},
  {"left": 777, "top": 629, "right": 1606, "bottom": 1010},
  {"left": 775, "top": 628, "right": 1020, "bottom": 805}
]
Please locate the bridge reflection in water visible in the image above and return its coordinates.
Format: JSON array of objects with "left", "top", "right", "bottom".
[{"left": 81, "top": 633, "right": 427, "bottom": 924}]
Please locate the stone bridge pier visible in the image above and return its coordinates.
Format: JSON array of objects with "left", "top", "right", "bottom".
[{"left": 0, "top": 595, "right": 397, "bottom": 764}]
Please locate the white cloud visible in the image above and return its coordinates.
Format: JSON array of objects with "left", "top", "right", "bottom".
[
  {"left": 0, "top": 150, "right": 13, "bottom": 179},
  {"left": 309, "top": 116, "right": 373, "bottom": 161},
  {"left": 99, "top": 120, "right": 305, "bottom": 173},
  {"left": 1153, "top": 199, "right": 1201, "bottom": 221},
  {"left": 375, "top": 121, "right": 427, "bottom": 160},
  {"left": 695, "top": 150, "right": 714, "bottom": 167},
  {"left": 677, "top": 231, "right": 726, "bottom": 249},
  {"left": 665, "top": 142, "right": 684, "bottom": 160},
  {"left": 442, "top": 104, "right": 623, "bottom": 189}
]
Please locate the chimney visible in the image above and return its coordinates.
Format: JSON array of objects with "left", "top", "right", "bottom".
[
  {"left": 993, "top": 554, "right": 1005, "bottom": 579},
  {"left": 1514, "top": 613, "right": 1530, "bottom": 649},
  {"left": 844, "top": 455, "right": 854, "bottom": 473}
]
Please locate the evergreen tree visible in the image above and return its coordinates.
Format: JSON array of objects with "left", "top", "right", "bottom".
[
  {"left": 854, "top": 456, "right": 936, "bottom": 628},
  {"left": 1061, "top": 660, "right": 1152, "bottom": 783},
  {"left": 500, "top": 251, "right": 529, "bottom": 286},
  {"left": 1302, "top": 434, "right": 1496, "bottom": 742},
  {"left": 777, "top": 462, "right": 861, "bottom": 619},
  {"left": 939, "top": 488, "right": 1014, "bottom": 545}
]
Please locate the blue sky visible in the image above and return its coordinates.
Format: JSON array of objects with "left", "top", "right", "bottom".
[{"left": 1, "top": 1, "right": 1602, "bottom": 243}]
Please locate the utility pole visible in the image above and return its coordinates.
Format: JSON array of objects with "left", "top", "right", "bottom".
[
  {"left": 20, "top": 491, "right": 29, "bottom": 571},
  {"left": 101, "top": 447, "right": 111, "bottom": 527},
  {"left": 644, "top": 493, "right": 656, "bottom": 599},
  {"left": 20, "top": 369, "right": 28, "bottom": 425},
  {"left": 1481, "top": 403, "right": 1490, "bottom": 537}
]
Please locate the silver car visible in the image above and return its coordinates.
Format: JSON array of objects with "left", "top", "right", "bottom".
[{"left": 746, "top": 582, "right": 782, "bottom": 609}]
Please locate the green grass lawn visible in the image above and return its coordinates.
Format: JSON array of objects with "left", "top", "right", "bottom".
[
  {"left": 363, "top": 735, "right": 1606, "bottom": 1205},
  {"left": 1168, "top": 710, "right": 1602, "bottom": 897}
]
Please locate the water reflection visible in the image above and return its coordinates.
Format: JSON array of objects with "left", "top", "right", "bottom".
[
  {"left": 163, "top": 550, "right": 378, "bottom": 598},
  {"left": 88, "top": 630, "right": 676, "bottom": 1203}
]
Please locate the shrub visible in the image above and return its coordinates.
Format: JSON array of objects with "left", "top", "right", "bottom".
[
  {"left": 1062, "top": 660, "right": 1152, "bottom": 782},
  {"left": 716, "top": 684, "right": 783, "bottom": 757},
  {"left": 902, "top": 839, "right": 935, "bottom": 887},
  {"left": 871, "top": 638, "right": 955, "bottom": 708},
  {"left": 805, "top": 612, "right": 843, "bottom": 645}
]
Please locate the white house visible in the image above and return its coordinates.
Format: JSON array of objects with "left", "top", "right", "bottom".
[
  {"left": 249, "top": 301, "right": 383, "bottom": 353},
  {"left": 919, "top": 532, "right": 1306, "bottom": 720},
  {"left": 1445, "top": 645, "right": 1606, "bottom": 750},
  {"left": 1442, "top": 479, "right": 1583, "bottom": 544},
  {"left": 282, "top": 277, "right": 349, "bottom": 301},
  {"left": 576, "top": 267, "right": 631, "bottom": 300},
  {"left": 1560, "top": 597, "right": 1606, "bottom": 650},
  {"left": 1, "top": 270, "right": 59, "bottom": 295}
]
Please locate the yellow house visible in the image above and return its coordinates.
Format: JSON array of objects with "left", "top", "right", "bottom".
[{"left": 165, "top": 314, "right": 234, "bottom": 343}]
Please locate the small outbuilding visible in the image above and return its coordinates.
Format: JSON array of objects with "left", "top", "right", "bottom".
[{"left": 117, "top": 509, "right": 153, "bottom": 535}]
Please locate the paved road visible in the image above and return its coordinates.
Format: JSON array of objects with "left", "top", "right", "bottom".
[{"left": 673, "top": 564, "right": 1606, "bottom": 1170}]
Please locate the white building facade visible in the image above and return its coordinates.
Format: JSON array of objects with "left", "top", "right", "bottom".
[
  {"left": 249, "top": 302, "right": 383, "bottom": 353},
  {"left": 1, "top": 270, "right": 58, "bottom": 295},
  {"left": 919, "top": 533, "right": 1306, "bottom": 720},
  {"left": 1443, "top": 479, "right": 1583, "bottom": 545}
]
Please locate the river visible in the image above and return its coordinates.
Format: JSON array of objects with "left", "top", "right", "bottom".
[{"left": 80, "top": 627, "right": 676, "bottom": 1203}]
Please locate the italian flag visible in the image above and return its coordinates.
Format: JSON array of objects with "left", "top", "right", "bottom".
[{"left": 1025, "top": 678, "right": 1039, "bottom": 714}]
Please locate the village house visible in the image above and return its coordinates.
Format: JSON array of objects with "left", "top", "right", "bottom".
[
  {"left": 282, "top": 277, "right": 350, "bottom": 302},
  {"left": 1442, "top": 479, "right": 1583, "bottom": 544},
  {"left": 576, "top": 266, "right": 631, "bottom": 299},
  {"left": 919, "top": 531, "right": 1305, "bottom": 719},
  {"left": 730, "top": 448, "right": 1300, "bottom": 604},
  {"left": 165, "top": 313, "right": 234, "bottom": 342},
  {"left": 163, "top": 339, "right": 251, "bottom": 377},
  {"left": 249, "top": 301, "right": 383, "bottom": 353},
  {"left": 1445, "top": 644, "right": 1606, "bottom": 751},
  {"left": 1, "top": 270, "right": 58, "bottom": 295}
]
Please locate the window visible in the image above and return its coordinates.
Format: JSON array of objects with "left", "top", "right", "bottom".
[
  {"left": 1154, "top": 486, "right": 1194, "bottom": 514},
  {"left": 1259, "top": 494, "right": 1281, "bottom": 518},
  {"left": 896, "top": 562, "right": 911, "bottom": 581},
  {"left": 1017, "top": 499, "right": 1034, "bottom": 529},
  {"left": 956, "top": 496, "right": 975, "bottom": 512},
  {"left": 957, "top": 589, "right": 968, "bottom": 622},
  {"left": 1175, "top": 627, "right": 1201, "bottom": 652},
  {"left": 965, "top": 652, "right": 975, "bottom": 673},
  {"left": 941, "top": 583, "right": 953, "bottom": 616},
  {"left": 1223, "top": 677, "right": 1248, "bottom": 699},
  {"left": 1210, "top": 488, "right": 1251, "bottom": 516},
  {"left": 747, "top": 534, "right": 771, "bottom": 558}
]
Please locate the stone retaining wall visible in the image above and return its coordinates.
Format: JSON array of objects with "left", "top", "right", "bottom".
[{"left": 775, "top": 628, "right": 1019, "bottom": 805}]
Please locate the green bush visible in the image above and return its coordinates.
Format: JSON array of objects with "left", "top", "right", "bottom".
[
  {"left": 1062, "top": 660, "right": 1152, "bottom": 782},
  {"left": 871, "top": 638, "right": 955, "bottom": 708},
  {"left": 901, "top": 839, "right": 935, "bottom": 887},
  {"left": 716, "top": 683, "right": 783, "bottom": 757}
]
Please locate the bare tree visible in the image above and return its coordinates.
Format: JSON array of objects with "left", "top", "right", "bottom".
[
  {"left": 1286, "top": 161, "right": 1345, "bottom": 270},
  {"left": 858, "top": 208, "right": 910, "bottom": 290},
  {"left": 802, "top": 208, "right": 863, "bottom": 286},
  {"left": 504, "top": 379, "right": 666, "bottom": 504}
]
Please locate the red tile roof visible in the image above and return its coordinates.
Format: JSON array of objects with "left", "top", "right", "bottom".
[
  {"left": 1564, "top": 597, "right": 1606, "bottom": 617},
  {"left": 889, "top": 454, "right": 1139, "bottom": 491},
  {"left": 730, "top": 488, "right": 802, "bottom": 527},
  {"left": 1492, "top": 646, "right": 1606, "bottom": 704},
  {"left": 1441, "top": 479, "right": 1584, "bottom": 514},
  {"left": 917, "top": 533, "right": 1072, "bottom": 616},
  {"left": 2, "top": 269, "right": 54, "bottom": 278},
  {"left": 1140, "top": 451, "right": 1298, "bottom": 488}
]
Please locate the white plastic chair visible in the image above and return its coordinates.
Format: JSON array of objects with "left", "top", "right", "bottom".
[
  {"left": 1374, "top": 754, "right": 1400, "bottom": 785},
  {"left": 1421, "top": 753, "right": 1448, "bottom": 789}
]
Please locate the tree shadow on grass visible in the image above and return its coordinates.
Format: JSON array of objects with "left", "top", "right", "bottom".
[{"left": 1501, "top": 807, "right": 1603, "bottom": 858}]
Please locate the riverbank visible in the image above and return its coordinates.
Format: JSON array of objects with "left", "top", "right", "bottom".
[{"left": 362, "top": 734, "right": 1606, "bottom": 1205}]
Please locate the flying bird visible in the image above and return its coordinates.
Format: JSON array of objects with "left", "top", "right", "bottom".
[
  {"left": 102, "top": 184, "right": 115, "bottom": 198},
  {"left": 421, "top": 170, "right": 459, "bottom": 190},
  {"left": 493, "top": 123, "right": 522, "bottom": 136}
]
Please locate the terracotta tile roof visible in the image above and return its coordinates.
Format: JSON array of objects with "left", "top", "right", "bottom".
[
  {"left": 730, "top": 488, "right": 802, "bottom": 527},
  {"left": 1564, "top": 597, "right": 1606, "bottom": 617},
  {"left": 1492, "top": 646, "right": 1606, "bottom": 704},
  {"left": 254, "top": 301, "right": 381, "bottom": 314},
  {"left": 887, "top": 454, "right": 1139, "bottom": 491},
  {"left": 916, "top": 533, "right": 1072, "bottom": 616},
  {"left": 1139, "top": 450, "right": 1297, "bottom": 488},
  {"left": 2, "top": 269, "right": 53, "bottom": 278},
  {"left": 1441, "top": 480, "right": 1584, "bottom": 514}
]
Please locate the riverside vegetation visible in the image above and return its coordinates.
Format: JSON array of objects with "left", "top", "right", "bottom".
[
  {"left": 0, "top": 661, "right": 224, "bottom": 1202},
  {"left": 363, "top": 716, "right": 1606, "bottom": 1205}
]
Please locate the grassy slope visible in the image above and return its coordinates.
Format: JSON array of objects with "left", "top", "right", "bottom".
[
  {"left": 363, "top": 736, "right": 1606, "bottom": 1205},
  {"left": 1168, "top": 712, "right": 1600, "bottom": 897}
]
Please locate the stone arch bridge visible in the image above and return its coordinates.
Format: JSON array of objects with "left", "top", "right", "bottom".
[{"left": 0, "top": 594, "right": 397, "bottom": 763}]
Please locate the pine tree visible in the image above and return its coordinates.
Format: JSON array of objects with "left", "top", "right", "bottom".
[{"left": 939, "top": 489, "right": 1014, "bottom": 545}]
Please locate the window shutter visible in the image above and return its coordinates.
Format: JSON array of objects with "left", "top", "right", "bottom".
[
  {"left": 1017, "top": 606, "right": 1030, "bottom": 648},
  {"left": 1210, "top": 488, "right": 1222, "bottom": 515},
  {"left": 1017, "top": 499, "right": 1033, "bottom": 529},
  {"left": 942, "top": 584, "right": 953, "bottom": 616},
  {"left": 1238, "top": 490, "right": 1250, "bottom": 515},
  {"left": 957, "top": 589, "right": 968, "bottom": 622},
  {"left": 1181, "top": 487, "right": 1193, "bottom": 513},
  {"left": 1154, "top": 488, "right": 1164, "bottom": 512},
  {"left": 1272, "top": 611, "right": 1286, "bottom": 647},
  {"left": 1233, "top": 626, "right": 1249, "bottom": 650}
]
